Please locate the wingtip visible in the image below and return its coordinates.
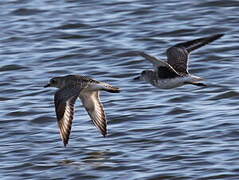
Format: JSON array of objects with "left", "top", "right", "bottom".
[
  {"left": 102, "top": 132, "right": 107, "bottom": 137},
  {"left": 118, "top": 51, "right": 140, "bottom": 57},
  {"left": 214, "top": 33, "right": 224, "bottom": 39},
  {"left": 114, "top": 88, "right": 121, "bottom": 93},
  {"left": 63, "top": 140, "right": 68, "bottom": 147},
  {"left": 124, "top": 51, "right": 156, "bottom": 62},
  {"left": 136, "top": 51, "right": 147, "bottom": 57},
  {"left": 101, "top": 127, "right": 107, "bottom": 137},
  {"left": 105, "top": 87, "right": 121, "bottom": 93},
  {"left": 206, "top": 33, "right": 224, "bottom": 44},
  {"left": 60, "top": 132, "right": 69, "bottom": 147},
  {"left": 133, "top": 76, "right": 141, "bottom": 80}
]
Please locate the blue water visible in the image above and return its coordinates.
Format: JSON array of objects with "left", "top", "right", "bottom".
[{"left": 1, "top": 0, "right": 239, "bottom": 179}]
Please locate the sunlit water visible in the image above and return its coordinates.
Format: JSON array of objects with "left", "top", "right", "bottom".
[{"left": 0, "top": 0, "right": 239, "bottom": 179}]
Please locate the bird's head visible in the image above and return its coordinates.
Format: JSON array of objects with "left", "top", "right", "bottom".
[
  {"left": 134, "top": 70, "right": 153, "bottom": 81},
  {"left": 44, "top": 77, "right": 64, "bottom": 88}
]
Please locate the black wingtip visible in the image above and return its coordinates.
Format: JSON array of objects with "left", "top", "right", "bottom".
[
  {"left": 105, "top": 87, "right": 121, "bottom": 93},
  {"left": 137, "top": 51, "right": 148, "bottom": 58},
  {"left": 211, "top": 33, "right": 224, "bottom": 41},
  {"left": 196, "top": 82, "right": 207, "bottom": 87},
  {"left": 103, "top": 128, "right": 107, "bottom": 137},
  {"left": 63, "top": 141, "right": 68, "bottom": 147},
  {"left": 102, "top": 131, "right": 107, "bottom": 137},
  {"left": 215, "top": 33, "right": 224, "bottom": 38},
  {"left": 105, "top": 89, "right": 120, "bottom": 93},
  {"left": 44, "top": 84, "right": 50, "bottom": 88},
  {"left": 119, "top": 51, "right": 141, "bottom": 57},
  {"left": 133, "top": 76, "right": 141, "bottom": 81},
  {"left": 62, "top": 136, "right": 69, "bottom": 147},
  {"left": 119, "top": 51, "right": 152, "bottom": 60},
  {"left": 178, "top": 33, "right": 224, "bottom": 53}
]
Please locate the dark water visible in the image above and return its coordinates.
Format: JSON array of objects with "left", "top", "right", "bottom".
[{"left": 1, "top": 0, "right": 239, "bottom": 179}]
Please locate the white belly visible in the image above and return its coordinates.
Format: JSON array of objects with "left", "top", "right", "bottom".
[{"left": 150, "top": 77, "right": 192, "bottom": 89}]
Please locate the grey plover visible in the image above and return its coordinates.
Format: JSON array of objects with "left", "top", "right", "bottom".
[
  {"left": 44, "top": 75, "right": 120, "bottom": 147},
  {"left": 134, "top": 34, "right": 224, "bottom": 89}
]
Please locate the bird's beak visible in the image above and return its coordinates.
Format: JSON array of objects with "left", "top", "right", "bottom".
[{"left": 44, "top": 84, "right": 50, "bottom": 88}]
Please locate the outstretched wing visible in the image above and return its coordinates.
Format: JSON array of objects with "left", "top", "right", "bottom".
[
  {"left": 54, "top": 87, "right": 80, "bottom": 147},
  {"left": 80, "top": 90, "right": 107, "bottom": 136},
  {"left": 166, "top": 34, "right": 224, "bottom": 74},
  {"left": 137, "top": 51, "right": 180, "bottom": 78},
  {"left": 137, "top": 51, "right": 171, "bottom": 68}
]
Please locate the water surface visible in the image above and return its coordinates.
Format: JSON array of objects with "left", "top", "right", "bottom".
[{"left": 0, "top": 0, "right": 239, "bottom": 179}]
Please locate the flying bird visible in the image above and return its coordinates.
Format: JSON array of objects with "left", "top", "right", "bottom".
[
  {"left": 44, "top": 75, "right": 120, "bottom": 147},
  {"left": 134, "top": 34, "right": 224, "bottom": 89}
]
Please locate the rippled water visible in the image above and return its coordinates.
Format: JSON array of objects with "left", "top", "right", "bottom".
[{"left": 1, "top": 0, "right": 239, "bottom": 179}]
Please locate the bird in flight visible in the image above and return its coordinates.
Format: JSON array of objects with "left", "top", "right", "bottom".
[
  {"left": 44, "top": 75, "right": 120, "bottom": 147},
  {"left": 133, "top": 34, "right": 224, "bottom": 89}
]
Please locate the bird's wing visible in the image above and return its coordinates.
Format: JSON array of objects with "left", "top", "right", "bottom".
[
  {"left": 137, "top": 51, "right": 180, "bottom": 77},
  {"left": 166, "top": 46, "right": 189, "bottom": 74},
  {"left": 54, "top": 87, "right": 80, "bottom": 147},
  {"left": 166, "top": 34, "right": 224, "bottom": 74},
  {"left": 137, "top": 51, "right": 171, "bottom": 68},
  {"left": 79, "top": 90, "right": 107, "bottom": 136}
]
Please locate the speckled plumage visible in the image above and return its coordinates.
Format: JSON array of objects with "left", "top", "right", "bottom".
[
  {"left": 134, "top": 34, "right": 224, "bottom": 89},
  {"left": 45, "top": 75, "right": 120, "bottom": 147}
]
